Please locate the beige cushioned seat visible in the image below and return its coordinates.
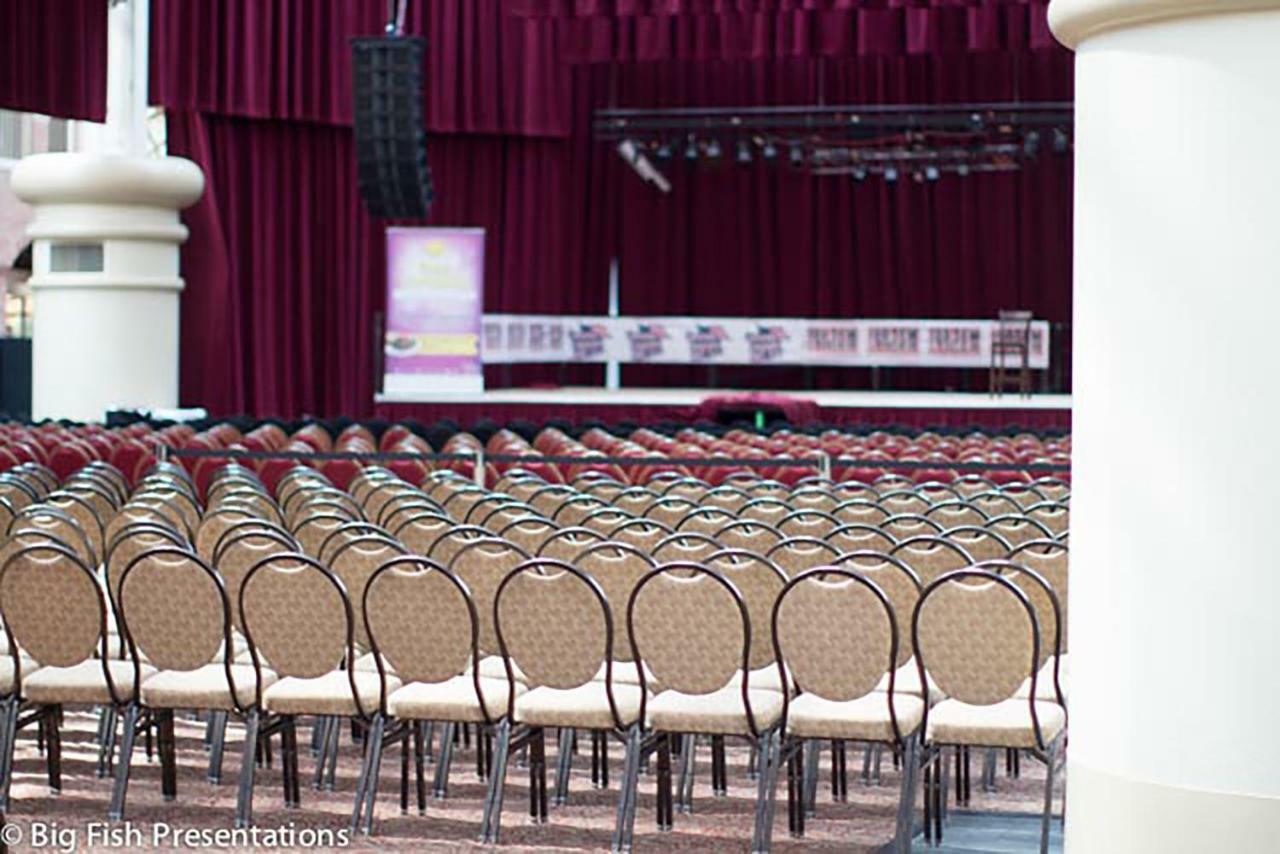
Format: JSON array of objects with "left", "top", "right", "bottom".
[
  {"left": 514, "top": 682, "right": 643, "bottom": 730},
  {"left": 646, "top": 685, "right": 784, "bottom": 736},
  {"left": 475, "top": 655, "right": 527, "bottom": 684},
  {"left": 876, "top": 660, "right": 945, "bottom": 704},
  {"left": 141, "top": 664, "right": 277, "bottom": 711},
  {"left": 0, "top": 655, "right": 38, "bottom": 693},
  {"left": 22, "top": 659, "right": 155, "bottom": 705},
  {"left": 926, "top": 698, "right": 1066, "bottom": 749},
  {"left": 787, "top": 692, "right": 925, "bottom": 742},
  {"left": 263, "top": 670, "right": 401, "bottom": 716},
  {"left": 389, "top": 675, "right": 521, "bottom": 723}
]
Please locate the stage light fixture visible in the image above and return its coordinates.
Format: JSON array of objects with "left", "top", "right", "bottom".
[
  {"left": 789, "top": 142, "right": 805, "bottom": 167},
  {"left": 884, "top": 166, "right": 899, "bottom": 183},
  {"left": 655, "top": 141, "right": 673, "bottom": 160},
  {"left": 851, "top": 166, "right": 868, "bottom": 182},
  {"left": 1052, "top": 128, "right": 1070, "bottom": 154},
  {"left": 1023, "top": 131, "right": 1041, "bottom": 157},
  {"left": 761, "top": 139, "right": 778, "bottom": 160},
  {"left": 705, "top": 138, "right": 722, "bottom": 159},
  {"left": 616, "top": 140, "right": 672, "bottom": 193},
  {"left": 925, "top": 166, "right": 940, "bottom": 181},
  {"left": 685, "top": 136, "right": 699, "bottom": 161},
  {"left": 736, "top": 140, "right": 753, "bottom": 164},
  {"left": 956, "top": 163, "right": 971, "bottom": 177}
]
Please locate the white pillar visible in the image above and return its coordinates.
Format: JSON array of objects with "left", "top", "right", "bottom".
[
  {"left": 12, "top": 155, "right": 203, "bottom": 421},
  {"left": 11, "top": 0, "right": 204, "bottom": 422},
  {"left": 1050, "top": 2, "right": 1280, "bottom": 851}
]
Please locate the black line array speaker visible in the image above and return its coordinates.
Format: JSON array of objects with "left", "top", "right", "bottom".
[{"left": 351, "top": 36, "right": 434, "bottom": 219}]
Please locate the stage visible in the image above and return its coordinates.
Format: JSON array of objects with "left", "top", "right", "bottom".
[{"left": 375, "top": 388, "right": 1072, "bottom": 431}]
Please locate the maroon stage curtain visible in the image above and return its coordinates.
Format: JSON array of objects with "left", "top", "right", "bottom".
[
  {"left": 149, "top": 0, "right": 573, "bottom": 136},
  {"left": 155, "top": 1, "right": 1074, "bottom": 419},
  {"left": 0, "top": 0, "right": 107, "bottom": 120}
]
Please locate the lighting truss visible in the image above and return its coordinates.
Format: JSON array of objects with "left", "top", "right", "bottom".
[{"left": 594, "top": 101, "right": 1072, "bottom": 184}]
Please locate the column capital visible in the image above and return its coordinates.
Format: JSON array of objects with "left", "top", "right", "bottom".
[
  {"left": 12, "top": 153, "right": 204, "bottom": 210},
  {"left": 1049, "top": 0, "right": 1280, "bottom": 48}
]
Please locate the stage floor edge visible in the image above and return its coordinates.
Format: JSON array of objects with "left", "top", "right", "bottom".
[{"left": 374, "top": 388, "right": 1072, "bottom": 430}]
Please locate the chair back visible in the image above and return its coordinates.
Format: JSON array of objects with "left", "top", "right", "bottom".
[
  {"left": 495, "top": 560, "right": 618, "bottom": 719},
  {"left": 890, "top": 536, "right": 975, "bottom": 587},
  {"left": 448, "top": 539, "right": 531, "bottom": 654},
  {"left": 766, "top": 537, "right": 842, "bottom": 577},
  {"left": 831, "top": 551, "right": 922, "bottom": 668},
  {"left": 0, "top": 544, "right": 107, "bottom": 671},
  {"left": 573, "top": 542, "right": 655, "bottom": 662},
  {"left": 364, "top": 556, "right": 490, "bottom": 714},
  {"left": 240, "top": 553, "right": 354, "bottom": 683},
  {"left": 773, "top": 567, "right": 905, "bottom": 743},
  {"left": 119, "top": 548, "right": 232, "bottom": 676},
  {"left": 705, "top": 550, "right": 788, "bottom": 670},
  {"left": 652, "top": 532, "right": 721, "bottom": 563},
  {"left": 329, "top": 536, "right": 409, "bottom": 648}
]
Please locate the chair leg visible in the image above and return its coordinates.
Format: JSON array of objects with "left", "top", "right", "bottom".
[
  {"left": 677, "top": 734, "right": 696, "bottom": 814},
  {"left": 802, "top": 740, "right": 820, "bottom": 818},
  {"left": 480, "top": 719, "right": 513, "bottom": 844},
  {"left": 1040, "top": 740, "right": 1061, "bottom": 854},
  {"left": 96, "top": 705, "right": 118, "bottom": 778},
  {"left": 656, "top": 733, "right": 673, "bottom": 831},
  {"left": 433, "top": 721, "right": 456, "bottom": 800},
  {"left": 234, "top": 710, "right": 261, "bottom": 829},
  {"left": 529, "top": 727, "right": 548, "bottom": 823},
  {"left": 324, "top": 716, "right": 340, "bottom": 790},
  {"left": 611, "top": 725, "right": 642, "bottom": 854},
  {"left": 108, "top": 704, "right": 140, "bottom": 821},
  {"left": 159, "top": 709, "right": 177, "bottom": 802},
  {"left": 361, "top": 715, "right": 387, "bottom": 835},
  {"left": 400, "top": 730, "right": 411, "bottom": 814},
  {"left": 554, "top": 727, "right": 574, "bottom": 806},
  {"left": 894, "top": 737, "right": 919, "bottom": 854},
  {"left": 45, "top": 705, "right": 62, "bottom": 794},
  {"left": 311, "top": 717, "right": 331, "bottom": 790},
  {"left": 207, "top": 711, "right": 228, "bottom": 784},
  {"left": 712, "top": 735, "right": 727, "bottom": 796},
  {"left": 751, "top": 729, "right": 779, "bottom": 854},
  {"left": 413, "top": 722, "right": 427, "bottom": 814},
  {"left": 0, "top": 698, "right": 19, "bottom": 811}
]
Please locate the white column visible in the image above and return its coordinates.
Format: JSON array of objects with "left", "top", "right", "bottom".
[
  {"left": 12, "top": 0, "right": 204, "bottom": 422},
  {"left": 1051, "top": 2, "right": 1280, "bottom": 851}
]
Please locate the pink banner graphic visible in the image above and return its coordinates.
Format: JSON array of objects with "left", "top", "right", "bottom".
[{"left": 383, "top": 227, "right": 485, "bottom": 395}]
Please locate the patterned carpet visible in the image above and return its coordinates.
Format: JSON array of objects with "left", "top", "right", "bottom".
[{"left": 1, "top": 710, "right": 1064, "bottom": 852}]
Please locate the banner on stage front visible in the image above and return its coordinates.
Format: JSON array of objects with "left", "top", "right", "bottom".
[
  {"left": 481, "top": 315, "right": 1050, "bottom": 370},
  {"left": 383, "top": 227, "right": 485, "bottom": 395}
]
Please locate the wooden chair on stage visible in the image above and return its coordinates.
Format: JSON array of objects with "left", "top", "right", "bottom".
[{"left": 989, "top": 310, "right": 1034, "bottom": 397}]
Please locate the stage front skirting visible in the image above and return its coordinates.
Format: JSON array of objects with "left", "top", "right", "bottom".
[{"left": 373, "top": 401, "right": 1071, "bottom": 432}]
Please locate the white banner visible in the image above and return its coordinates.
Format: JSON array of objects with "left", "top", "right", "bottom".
[{"left": 481, "top": 316, "right": 1050, "bottom": 369}]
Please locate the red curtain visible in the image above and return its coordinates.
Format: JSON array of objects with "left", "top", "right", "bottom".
[
  {"left": 156, "top": 1, "right": 1074, "bottom": 418},
  {"left": 0, "top": 0, "right": 107, "bottom": 120}
]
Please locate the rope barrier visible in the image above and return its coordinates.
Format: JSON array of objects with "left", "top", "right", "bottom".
[{"left": 163, "top": 446, "right": 1070, "bottom": 474}]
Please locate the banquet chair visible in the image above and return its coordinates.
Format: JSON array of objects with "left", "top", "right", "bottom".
[
  {"left": 714, "top": 519, "right": 784, "bottom": 555},
  {"left": 621, "top": 562, "right": 784, "bottom": 852},
  {"left": 777, "top": 510, "right": 840, "bottom": 539},
  {"left": 536, "top": 526, "right": 607, "bottom": 562},
  {"left": 881, "top": 514, "right": 943, "bottom": 542},
  {"left": 8, "top": 506, "right": 97, "bottom": 569},
  {"left": 768, "top": 567, "right": 922, "bottom": 852},
  {"left": 984, "top": 515, "right": 1055, "bottom": 548},
  {"left": 890, "top": 536, "right": 976, "bottom": 587},
  {"left": 912, "top": 569, "right": 1065, "bottom": 852},
  {"left": 675, "top": 507, "right": 737, "bottom": 537},
  {"left": 826, "top": 523, "right": 898, "bottom": 554},
  {"left": 940, "top": 526, "right": 1013, "bottom": 563},
  {"left": 766, "top": 538, "right": 842, "bottom": 577},
  {"left": 652, "top": 532, "right": 721, "bottom": 564},
  {"left": 832, "top": 499, "right": 891, "bottom": 527},
  {"left": 925, "top": 500, "right": 990, "bottom": 530},
  {"left": 0, "top": 543, "right": 152, "bottom": 810},
  {"left": 238, "top": 552, "right": 400, "bottom": 829},
  {"left": 486, "top": 559, "right": 642, "bottom": 845},
  {"left": 607, "top": 518, "right": 672, "bottom": 554},
  {"left": 112, "top": 547, "right": 279, "bottom": 819},
  {"left": 358, "top": 555, "right": 514, "bottom": 834}
]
